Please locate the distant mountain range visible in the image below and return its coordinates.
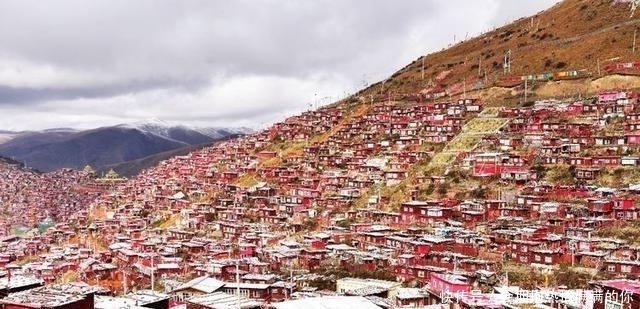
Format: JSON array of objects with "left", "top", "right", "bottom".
[{"left": 0, "top": 119, "right": 252, "bottom": 173}]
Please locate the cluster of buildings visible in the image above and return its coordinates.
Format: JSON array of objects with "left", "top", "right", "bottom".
[
  {"left": 0, "top": 87, "right": 640, "bottom": 308},
  {"left": 0, "top": 270, "right": 637, "bottom": 309},
  {"left": 0, "top": 164, "right": 103, "bottom": 237}
]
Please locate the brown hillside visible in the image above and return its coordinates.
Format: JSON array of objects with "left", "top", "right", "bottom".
[{"left": 356, "top": 0, "right": 640, "bottom": 99}]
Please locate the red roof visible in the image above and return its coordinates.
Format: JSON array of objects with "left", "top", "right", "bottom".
[{"left": 598, "top": 279, "right": 640, "bottom": 295}]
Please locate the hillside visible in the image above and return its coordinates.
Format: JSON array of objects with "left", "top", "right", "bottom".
[
  {"left": 355, "top": 0, "right": 640, "bottom": 102},
  {"left": 23, "top": 0, "right": 640, "bottom": 295}
]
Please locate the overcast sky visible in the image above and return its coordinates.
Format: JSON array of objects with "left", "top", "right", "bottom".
[{"left": 0, "top": 0, "right": 558, "bottom": 131}]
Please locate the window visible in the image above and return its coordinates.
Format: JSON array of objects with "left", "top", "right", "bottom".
[
  {"left": 535, "top": 255, "right": 541, "bottom": 262},
  {"left": 621, "top": 265, "right": 632, "bottom": 273},
  {"left": 605, "top": 298, "right": 622, "bottom": 309},
  {"left": 607, "top": 265, "right": 616, "bottom": 272},
  {"left": 544, "top": 256, "right": 552, "bottom": 263}
]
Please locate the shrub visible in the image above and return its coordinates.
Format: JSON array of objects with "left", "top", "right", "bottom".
[{"left": 555, "top": 62, "right": 567, "bottom": 69}]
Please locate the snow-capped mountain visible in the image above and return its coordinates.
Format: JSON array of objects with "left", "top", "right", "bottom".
[
  {"left": 193, "top": 126, "right": 255, "bottom": 139},
  {"left": 117, "top": 118, "right": 254, "bottom": 141},
  {"left": 0, "top": 119, "right": 249, "bottom": 173}
]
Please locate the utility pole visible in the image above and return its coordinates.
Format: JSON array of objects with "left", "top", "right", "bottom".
[
  {"left": 569, "top": 240, "right": 576, "bottom": 267},
  {"left": 150, "top": 253, "right": 155, "bottom": 292},
  {"left": 633, "top": 28, "right": 637, "bottom": 53},
  {"left": 597, "top": 59, "right": 601, "bottom": 76},
  {"left": 314, "top": 93, "right": 318, "bottom": 110},
  {"left": 123, "top": 268, "right": 128, "bottom": 295},
  {"left": 478, "top": 57, "right": 482, "bottom": 77},
  {"left": 524, "top": 78, "right": 528, "bottom": 103},
  {"left": 503, "top": 50, "right": 512, "bottom": 75},
  {"left": 236, "top": 258, "right": 241, "bottom": 309},
  {"left": 289, "top": 264, "right": 294, "bottom": 299},
  {"left": 463, "top": 77, "right": 467, "bottom": 99},
  {"left": 421, "top": 57, "right": 425, "bottom": 80},
  {"left": 530, "top": 17, "right": 534, "bottom": 30}
]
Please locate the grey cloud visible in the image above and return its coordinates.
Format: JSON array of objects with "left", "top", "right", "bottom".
[
  {"left": 0, "top": 79, "right": 204, "bottom": 105},
  {"left": 0, "top": 0, "right": 557, "bottom": 130}
]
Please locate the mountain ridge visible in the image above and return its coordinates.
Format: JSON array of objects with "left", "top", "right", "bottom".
[{"left": 0, "top": 120, "right": 252, "bottom": 173}]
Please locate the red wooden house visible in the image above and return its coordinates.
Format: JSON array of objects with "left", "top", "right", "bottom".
[
  {"left": 400, "top": 201, "right": 452, "bottom": 224},
  {"left": 509, "top": 240, "right": 541, "bottom": 264}
]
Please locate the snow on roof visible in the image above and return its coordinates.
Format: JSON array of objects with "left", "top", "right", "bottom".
[
  {"left": 337, "top": 277, "right": 399, "bottom": 289},
  {"left": 0, "top": 274, "right": 43, "bottom": 289},
  {"left": 325, "top": 244, "right": 355, "bottom": 251},
  {"left": 395, "top": 288, "right": 429, "bottom": 299},
  {"left": 175, "top": 276, "right": 226, "bottom": 294},
  {"left": 272, "top": 296, "right": 382, "bottom": 309},
  {"left": 186, "top": 291, "right": 262, "bottom": 309},
  {"left": 0, "top": 289, "right": 84, "bottom": 308},
  {"left": 170, "top": 191, "right": 185, "bottom": 200},
  {"left": 123, "top": 290, "right": 169, "bottom": 304},
  {"left": 95, "top": 296, "right": 150, "bottom": 309}
]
